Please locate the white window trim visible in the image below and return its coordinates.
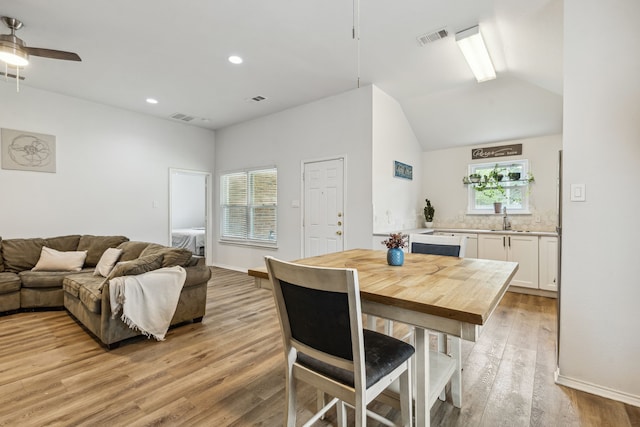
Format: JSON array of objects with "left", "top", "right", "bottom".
[
  {"left": 466, "top": 160, "right": 532, "bottom": 215},
  {"left": 219, "top": 166, "right": 278, "bottom": 247}
]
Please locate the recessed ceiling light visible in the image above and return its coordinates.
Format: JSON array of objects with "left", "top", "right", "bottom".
[
  {"left": 228, "top": 55, "right": 243, "bottom": 65},
  {"left": 146, "top": 98, "right": 159, "bottom": 104}
]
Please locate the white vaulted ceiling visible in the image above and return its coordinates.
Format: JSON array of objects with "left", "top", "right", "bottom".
[{"left": 0, "top": 0, "right": 563, "bottom": 151}]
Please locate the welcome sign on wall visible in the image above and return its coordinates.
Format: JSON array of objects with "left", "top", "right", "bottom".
[{"left": 471, "top": 144, "right": 522, "bottom": 160}]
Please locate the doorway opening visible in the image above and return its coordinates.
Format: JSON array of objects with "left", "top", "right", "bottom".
[{"left": 169, "top": 168, "right": 211, "bottom": 261}]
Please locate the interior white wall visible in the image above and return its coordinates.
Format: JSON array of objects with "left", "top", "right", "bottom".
[
  {"left": 171, "top": 172, "right": 206, "bottom": 229},
  {"left": 422, "top": 135, "right": 562, "bottom": 231},
  {"left": 213, "top": 86, "right": 373, "bottom": 271},
  {"left": 371, "top": 86, "right": 423, "bottom": 234},
  {"left": 0, "top": 84, "right": 215, "bottom": 246},
  {"left": 559, "top": 0, "right": 640, "bottom": 404}
]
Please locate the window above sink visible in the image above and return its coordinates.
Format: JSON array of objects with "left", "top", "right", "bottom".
[{"left": 465, "top": 160, "right": 534, "bottom": 215}]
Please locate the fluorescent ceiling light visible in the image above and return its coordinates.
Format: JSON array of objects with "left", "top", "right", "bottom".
[
  {"left": 0, "top": 44, "right": 29, "bottom": 66},
  {"left": 146, "top": 98, "right": 158, "bottom": 104},
  {"left": 228, "top": 55, "right": 243, "bottom": 64},
  {"left": 455, "top": 25, "right": 495, "bottom": 83}
]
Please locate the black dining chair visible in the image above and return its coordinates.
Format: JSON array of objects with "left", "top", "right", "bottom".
[{"left": 265, "top": 256, "right": 415, "bottom": 427}]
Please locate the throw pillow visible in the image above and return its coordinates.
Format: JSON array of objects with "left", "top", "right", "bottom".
[
  {"left": 31, "top": 246, "right": 88, "bottom": 272},
  {"left": 139, "top": 243, "right": 192, "bottom": 268},
  {"left": 98, "top": 254, "right": 164, "bottom": 291},
  {"left": 93, "top": 247, "right": 124, "bottom": 277}
]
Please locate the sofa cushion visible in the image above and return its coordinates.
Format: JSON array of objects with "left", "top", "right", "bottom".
[
  {"left": 2, "top": 237, "right": 47, "bottom": 273},
  {"left": 77, "top": 235, "right": 129, "bottom": 267},
  {"left": 116, "top": 241, "right": 151, "bottom": 262},
  {"left": 0, "top": 272, "right": 21, "bottom": 294},
  {"left": 20, "top": 269, "right": 92, "bottom": 289},
  {"left": 63, "top": 273, "right": 104, "bottom": 313},
  {"left": 45, "top": 235, "right": 81, "bottom": 252},
  {"left": 93, "top": 248, "right": 123, "bottom": 277},
  {"left": 1, "top": 235, "right": 82, "bottom": 273},
  {"left": 32, "top": 247, "right": 87, "bottom": 272},
  {"left": 139, "top": 244, "right": 192, "bottom": 268},
  {"left": 79, "top": 280, "right": 103, "bottom": 314}
]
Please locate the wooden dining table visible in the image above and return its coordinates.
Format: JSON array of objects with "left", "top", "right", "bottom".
[{"left": 248, "top": 248, "right": 518, "bottom": 427}]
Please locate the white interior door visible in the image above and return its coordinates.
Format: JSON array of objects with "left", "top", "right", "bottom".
[{"left": 303, "top": 158, "right": 344, "bottom": 257}]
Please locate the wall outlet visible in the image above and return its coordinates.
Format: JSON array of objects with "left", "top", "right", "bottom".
[{"left": 535, "top": 215, "right": 541, "bottom": 223}]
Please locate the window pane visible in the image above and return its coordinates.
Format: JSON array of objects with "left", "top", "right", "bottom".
[
  {"left": 469, "top": 160, "right": 529, "bottom": 212},
  {"left": 222, "top": 206, "right": 247, "bottom": 238},
  {"left": 250, "top": 206, "right": 277, "bottom": 240},
  {"left": 222, "top": 173, "right": 247, "bottom": 205},
  {"left": 221, "top": 167, "right": 277, "bottom": 244}
]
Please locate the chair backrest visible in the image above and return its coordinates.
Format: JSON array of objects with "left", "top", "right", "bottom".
[
  {"left": 409, "top": 233, "right": 468, "bottom": 258},
  {"left": 264, "top": 256, "right": 366, "bottom": 383}
]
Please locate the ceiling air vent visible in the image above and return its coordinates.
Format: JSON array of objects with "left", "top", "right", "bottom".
[
  {"left": 416, "top": 28, "right": 448, "bottom": 46},
  {"left": 251, "top": 95, "right": 266, "bottom": 102},
  {"left": 170, "top": 113, "right": 196, "bottom": 122}
]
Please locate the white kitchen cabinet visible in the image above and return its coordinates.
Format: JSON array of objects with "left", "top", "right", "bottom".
[
  {"left": 538, "top": 236, "right": 558, "bottom": 291},
  {"left": 478, "top": 234, "right": 539, "bottom": 289},
  {"left": 434, "top": 232, "right": 477, "bottom": 258}
]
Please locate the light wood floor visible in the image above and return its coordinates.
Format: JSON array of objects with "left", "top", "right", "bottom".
[{"left": 0, "top": 267, "right": 638, "bottom": 426}]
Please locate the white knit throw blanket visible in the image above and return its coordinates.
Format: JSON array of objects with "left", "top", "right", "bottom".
[{"left": 109, "top": 266, "right": 187, "bottom": 341}]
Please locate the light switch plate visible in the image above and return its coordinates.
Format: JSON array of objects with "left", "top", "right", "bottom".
[{"left": 570, "top": 184, "right": 586, "bottom": 202}]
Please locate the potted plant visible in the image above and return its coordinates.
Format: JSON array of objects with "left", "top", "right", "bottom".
[
  {"left": 381, "top": 232, "right": 408, "bottom": 266},
  {"left": 423, "top": 198, "right": 435, "bottom": 228},
  {"left": 469, "top": 173, "right": 481, "bottom": 183}
]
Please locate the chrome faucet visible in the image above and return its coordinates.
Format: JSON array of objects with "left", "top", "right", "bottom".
[{"left": 502, "top": 206, "right": 512, "bottom": 230}]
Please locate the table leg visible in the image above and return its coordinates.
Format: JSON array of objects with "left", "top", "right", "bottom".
[
  {"left": 414, "top": 327, "right": 430, "bottom": 427},
  {"left": 450, "top": 336, "right": 462, "bottom": 408}
]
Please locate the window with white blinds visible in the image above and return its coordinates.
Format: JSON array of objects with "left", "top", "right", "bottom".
[{"left": 220, "top": 167, "right": 277, "bottom": 245}]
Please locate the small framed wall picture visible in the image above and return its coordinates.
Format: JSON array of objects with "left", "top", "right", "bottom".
[
  {"left": 393, "top": 160, "right": 412, "bottom": 180},
  {"left": 1, "top": 128, "right": 56, "bottom": 173}
]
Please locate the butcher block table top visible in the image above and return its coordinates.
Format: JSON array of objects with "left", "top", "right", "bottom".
[{"left": 248, "top": 248, "right": 518, "bottom": 326}]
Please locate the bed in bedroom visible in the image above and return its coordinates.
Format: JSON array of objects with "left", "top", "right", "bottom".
[{"left": 171, "top": 227, "right": 205, "bottom": 256}]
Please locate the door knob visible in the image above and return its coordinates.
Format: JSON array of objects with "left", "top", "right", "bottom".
[{"left": 336, "top": 231, "right": 342, "bottom": 236}]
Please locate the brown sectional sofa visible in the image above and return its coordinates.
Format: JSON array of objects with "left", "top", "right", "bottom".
[{"left": 0, "top": 235, "right": 210, "bottom": 348}]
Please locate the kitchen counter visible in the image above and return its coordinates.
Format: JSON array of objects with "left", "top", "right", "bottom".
[
  {"left": 435, "top": 228, "right": 558, "bottom": 237},
  {"left": 372, "top": 228, "right": 435, "bottom": 236}
]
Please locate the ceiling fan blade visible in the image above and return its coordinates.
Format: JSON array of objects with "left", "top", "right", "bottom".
[{"left": 24, "top": 47, "right": 81, "bottom": 61}]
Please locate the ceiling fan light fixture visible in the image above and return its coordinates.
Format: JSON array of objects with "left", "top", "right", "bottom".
[
  {"left": 455, "top": 25, "right": 495, "bottom": 83},
  {"left": 0, "top": 43, "right": 28, "bottom": 66}
]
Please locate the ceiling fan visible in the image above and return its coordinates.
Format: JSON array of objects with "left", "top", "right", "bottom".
[{"left": 0, "top": 16, "right": 81, "bottom": 68}]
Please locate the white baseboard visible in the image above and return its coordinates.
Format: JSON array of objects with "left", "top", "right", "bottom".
[
  {"left": 555, "top": 367, "right": 640, "bottom": 407},
  {"left": 211, "top": 263, "right": 247, "bottom": 273},
  {"left": 508, "top": 286, "right": 557, "bottom": 298}
]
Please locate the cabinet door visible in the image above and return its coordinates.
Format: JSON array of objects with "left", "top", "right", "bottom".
[
  {"left": 539, "top": 236, "right": 558, "bottom": 291},
  {"left": 465, "top": 236, "right": 478, "bottom": 259},
  {"left": 478, "top": 234, "right": 508, "bottom": 261},
  {"left": 507, "top": 235, "right": 539, "bottom": 289}
]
